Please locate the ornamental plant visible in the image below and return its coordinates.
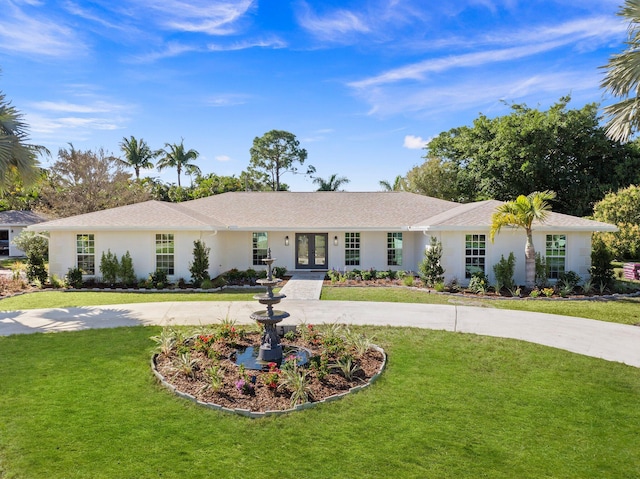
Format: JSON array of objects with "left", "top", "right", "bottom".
[{"left": 419, "top": 236, "right": 445, "bottom": 287}]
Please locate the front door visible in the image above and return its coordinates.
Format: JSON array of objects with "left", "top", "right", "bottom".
[{"left": 295, "top": 233, "right": 328, "bottom": 270}]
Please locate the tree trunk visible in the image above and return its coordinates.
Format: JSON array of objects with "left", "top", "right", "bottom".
[{"left": 524, "top": 230, "right": 536, "bottom": 289}]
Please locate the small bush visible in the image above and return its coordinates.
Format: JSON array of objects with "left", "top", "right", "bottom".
[
  {"left": 419, "top": 237, "right": 445, "bottom": 287},
  {"left": 493, "top": 252, "right": 516, "bottom": 292},
  {"left": 149, "top": 269, "right": 169, "bottom": 289},
  {"left": 402, "top": 275, "right": 415, "bottom": 287},
  {"left": 434, "top": 281, "right": 445, "bottom": 292},
  {"left": 100, "top": 250, "right": 119, "bottom": 285},
  {"left": 468, "top": 271, "right": 489, "bottom": 294},
  {"left": 119, "top": 252, "right": 137, "bottom": 286},
  {"left": 590, "top": 236, "right": 614, "bottom": 292},
  {"left": 274, "top": 266, "right": 287, "bottom": 279},
  {"left": 189, "top": 240, "right": 210, "bottom": 287},
  {"left": 66, "top": 267, "right": 83, "bottom": 289},
  {"left": 26, "top": 251, "right": 47, "bottom": 286},
  {"left": 201, "top": 278, "right": 214, "bottom": 289},
  {"left": 535, "top": 253, "right": 548, "bottom": 287}
]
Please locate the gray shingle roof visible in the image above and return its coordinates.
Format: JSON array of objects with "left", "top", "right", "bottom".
[
  {"left": 30, "top": 201, "right": 222, "bottom": 231},
  {"left": 0, "top": 210, "right": 48, "bottom": 226},
  {"left": 28, "top": 193, "right": 618, "bottom": 232}
]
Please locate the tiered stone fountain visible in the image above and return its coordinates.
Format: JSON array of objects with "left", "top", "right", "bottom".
[{"left": 250, "top": 249, "right": 289, "bottom": 363}]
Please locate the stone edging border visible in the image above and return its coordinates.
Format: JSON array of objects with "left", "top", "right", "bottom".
[{"left": 151, "top": 345, "right": 387, "bottom": 419}]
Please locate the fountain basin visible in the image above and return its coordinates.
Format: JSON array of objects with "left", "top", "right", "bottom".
[
  {"left": 233, "top": 345, "right": 311, "bottom": 370},
  {"left": 250, "top": 310, "right": 290, "bottom": 324}
]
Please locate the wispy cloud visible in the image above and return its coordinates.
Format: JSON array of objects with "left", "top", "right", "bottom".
[
  {"left": 205, "top": 94, "right": 251, "bottom": 107},
  {"left": 207, "top": 37, "right": 287, "bottom": 51},
  {"left": 138, "top": 0, "right": 256, "bottom": 35},
  {"left": 403, "top": 135, "right": 427, "bottom": 149},
  {"left": 26, "top": 91, "right": 130, "bottom": 140},
  {"left": 0, "top": 1, "right": 86, "bottom": 58},
  {"left": 297, "top": 2, "right": 370, "bottom": 42},
  {"left": 301, "top": 129, "right": 335, "bottom": 143},
  {"left": 215, "top": 155, "right": 232, "bottom": 162}
]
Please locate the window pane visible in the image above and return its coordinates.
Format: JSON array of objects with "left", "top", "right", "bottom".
[{"left": 253, "top": 232, "right": 268, "bottom": 265}]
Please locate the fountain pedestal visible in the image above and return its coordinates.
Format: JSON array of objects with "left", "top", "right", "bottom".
[{"left": 250, "top": 251, "right": 289, "bottom": 363}]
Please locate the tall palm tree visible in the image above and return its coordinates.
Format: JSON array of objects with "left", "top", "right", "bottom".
[
  {"left": 379, "top": 175, "right": 406, "bottom": 191},
  {"left": 490, "top": 190, "right": 556, "bottom": 288},
  {"left": 601, "top": 0, "right": 640, "bottom": 142},
  {"left": 157, "top": 139, "right": 200, "bottom": 187},
  {"left": 119, "top": 136, "right": 160, "bottom": 180},
  {"left": 313, "top": 173, "right": 350, "bottom": 191},
  {"left": 0, "top": 90, "right": 47, "bottom": 191}
]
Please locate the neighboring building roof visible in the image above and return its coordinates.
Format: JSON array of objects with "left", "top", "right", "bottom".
[
  {"left": 0, "top": 210, "right": 48, "bottom": 226},
  {"left": 27, "top": 192, "right": 618, "bottom": 233},
  {"left": 410, "top": 200, "right": 618, "bottom": 232},
  {"left": 29, "top": 201, "right": 222, "bottom": 231}
]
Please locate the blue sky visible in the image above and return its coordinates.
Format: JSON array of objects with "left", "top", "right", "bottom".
[{"left": 0, "top": 0, "right": 628, "bottom": 191}]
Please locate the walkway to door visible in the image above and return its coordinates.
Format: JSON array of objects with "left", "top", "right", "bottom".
[{"left": 279, "top": 271, "right": 326, "bottom": 300}]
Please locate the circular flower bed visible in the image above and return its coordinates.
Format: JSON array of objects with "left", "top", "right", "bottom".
[{"left": 151, "top": 321, "right": 386, "bottom": 417}]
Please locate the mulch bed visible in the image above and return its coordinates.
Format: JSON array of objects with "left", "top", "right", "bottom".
[{"left": 153, "top": 331, "right": 385, "bottom": 413}]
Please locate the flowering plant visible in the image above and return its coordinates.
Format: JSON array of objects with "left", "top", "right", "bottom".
[{"left": 263, "top": 362, "right": 281, "bottom": 390}]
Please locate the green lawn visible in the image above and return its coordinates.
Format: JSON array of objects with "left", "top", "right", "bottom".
[
  {"left": 0, "top": 289, "right": 258, "bottom": 310},
  {"left": 321, "top": 286, "right": 640, "bottom": 325},
  {"left": 1, "top": 326, "right": 639, "bottom": 478}
]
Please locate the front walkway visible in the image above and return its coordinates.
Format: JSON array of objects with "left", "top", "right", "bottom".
[{"left": 278, "top": 272, "right": 325, "bottom": 300}]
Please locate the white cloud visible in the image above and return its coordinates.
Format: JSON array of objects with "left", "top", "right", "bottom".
[
  {"left": 349, "top": 16, "right": 624, "bottom": 90},
  {"left": 297, "top": 4, "right": 370, "bottom": 42},
  {"left": 403, "top": 135, "right": 426, "bottom": 149},
  {"left": 206, "top": 94, "right": 251, "bottom": 107},
  {"left": 0, "top": 2, "right": 86, "bottom": 58},
  {"left": 215, "top": 155, "right": 232, "bottom": 162},
  {"left": 29, "top": 101, "right": 114, "bottom": 114}
]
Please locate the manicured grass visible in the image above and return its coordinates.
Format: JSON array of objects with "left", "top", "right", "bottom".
[
  {"left": 1, "top": 326, "right": 639, "bottom": 478},
  {"left": 321, "top": 286, "right": 640, "bottom": 325},
  {"left": 0, "top": 289, "right": 259, "bottom": 310},
  {"left": 320, "top": 286, "right": 456, "bottom": 304}
]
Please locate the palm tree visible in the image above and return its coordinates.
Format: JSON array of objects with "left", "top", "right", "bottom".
[
  {"left": 379, "top": 175, "right": 406, "bottom": 191},
  {"left": 119, "top": 136, "right": 160, "bottom": 180},
  {"left": 601, "top": 0, "right": 640, "bottom": 142},
  {"left": 157, "top": 139, "right": 200, "bottom": 187},
  {"left": 0, "top": 90, "right": 47, "bottom": 191},
  {"left": 490, "top": 190, "right": 556, "bottom": 288},
  {"left": 313, "top": 173, "right": 350, "bottom": 191}
]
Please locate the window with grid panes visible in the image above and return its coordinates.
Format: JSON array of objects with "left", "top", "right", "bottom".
[
  {"left": 546, "top": 234, "right": 566, "bottom": 279},
  {"left": 76, "top": 234, "right": 95, "bottom": 275},
  {"left": 155, "top": 233, "right": 175, "bottom": 275},
  {"left": 387, "top": 232, "right": 403, "bottom": 266},
  {"left": 465, "top": 234, "right": 486, "bottom": 278},
  {"left": 344, "top": 232, "right": 360, "bottom": 266},
  {"left": 252, "top": 232, "right": 268, "bottom": 265}
]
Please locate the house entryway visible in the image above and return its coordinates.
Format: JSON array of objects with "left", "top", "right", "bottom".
[
  {"left": 295, "top": 233, "right": 328, "bottom": 270},
  {"left": 279, "top": 271, "right": 325, "bottom": 300}
]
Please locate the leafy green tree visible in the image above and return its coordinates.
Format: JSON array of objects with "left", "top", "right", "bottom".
[
  {"left": 190, "top": 173, "right": 244, "bottom": 198},
  {"left": 0, "top": 89, "right": 47, "bottom": 192},
  {"left": 379, "top": 175, "right": 406, "bottom": 191},
  {"left": 405, "top": 156, "right": 461, "bottom": 200},
  {"left": 592, "top": 184, "right": 640, "bottom": 259},
  {"left": 157, "top": 139, "right": 200, "bottom": 188},
  {"left": 418, "top": 237, "right": 445, "bottom": 287},
  {"left": 39, "top": 145, "right": 149, "bottom": 217},
  {"left": 426, "top": 98, "right": 640, "bottom": 216},
  {"left": 600, "top": 0, "right": 640, "bottom": 142},
  {"left": 313, "top": 174, "right": 350, "bottom": 191},
  {"left": 119, "top": 136, "right": 160, "bottom": 180},
  {"left": 12, "top": 230, "right": 48, "bottom": 259},
  {"left": 490, "top": 191, "right": 556, "bottom": 288},
  {"left": 248, "top": 130, "right": 312, "bottom": 191},
  {"left": 119, "top": 251, "right": 137, "bottom": 286}
]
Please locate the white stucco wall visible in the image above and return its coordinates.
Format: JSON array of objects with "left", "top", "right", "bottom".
[{"left": 417, "top": 229, "right": 593, "bottom": 286}]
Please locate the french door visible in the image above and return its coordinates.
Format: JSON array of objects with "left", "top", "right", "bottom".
[{"left": 295, "top": 233, "right": 328, "bottom": 270}]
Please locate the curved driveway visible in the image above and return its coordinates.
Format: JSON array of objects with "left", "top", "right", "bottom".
[{"left": 1, "top": 299, "right": 639, "bottom": 368}]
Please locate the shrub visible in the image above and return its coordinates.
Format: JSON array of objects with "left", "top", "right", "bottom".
[
  {"left": 493, "top": 252, "right": 516, "bottom": 292},
  {"left": 468, "top": 271, "right": 488, "bottom": 294},
  {"left": 49, "top": 274, "right": 64, "bottom": 289},
  {"left": 66, "top": 267, "right": 84, "bottom": 289},
  {"left": 201, "top": 278, "right": 214, "bottom": 289},
  {"left": 274, "top": 266, "right": 287, "bottom": 279},
  {"left": 419, "top": 237, "right": 445, "bottom": 287},
  {"left": 558, "top": 270, "right": 581, "bottom": 291},
  {"left": 434, "top": 281, "right": 445, "bottom": 292},
  {"left": 149, "top": 269, "right": 169, "bottom": 289},
  {"left": 12, "top": 230, "right": 48, "bottom": 259},
  {"left": 25, "top": 251, "right": 47, "bottom": 286},
  {"left": 590, "top": 236, "right": 615, "bottom": 292},
  {"left": 402, "top": 275, "right": 414, "bottom": 287},
  {"left": 189, "top": 240, "right": 210, "bottom": 287},
  {"left": 100, "top": 250, "right": 119, "bottom": 285},
  {"left": 119, "top": 251, "right": 137, "bottom": 286},
  {"left": 361, "top": 269, "right": 372, "bottom": 281},
  {"left": 535, "top": 253, "right": 548, "bottom": 287}
]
